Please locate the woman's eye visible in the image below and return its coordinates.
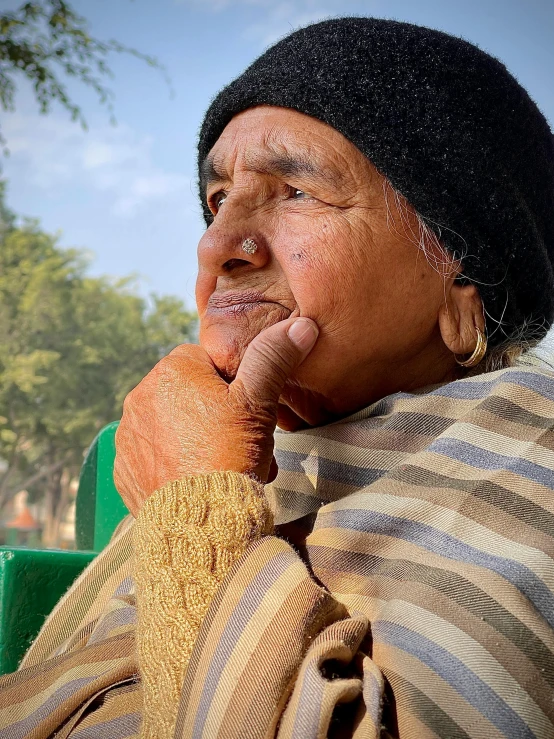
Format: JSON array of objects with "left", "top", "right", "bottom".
[
  {"left": 291, "top": 188, "right": 311, "bottom": 200},
  {"left": 212, "top": 192, "right": 227, "bottom": 211}
]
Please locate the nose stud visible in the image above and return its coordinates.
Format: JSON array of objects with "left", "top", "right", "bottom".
[{"left": 241, "top": 238, "right": 258, "bottom": 255}]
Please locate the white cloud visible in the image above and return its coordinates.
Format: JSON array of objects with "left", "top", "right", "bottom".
[
  {"left": 114, "top": 172, "right": 191, "bottom": 216},
  {"left": 174, "top": 0, "right": 364, "bottom": 46},
  {"left": 243, "top": 3, "right": 337, "bottom": 46},
  {"left": 3, "top": 113, "right": 190, "bottom": 218},
  {"left": 175, "top": 0, "right": 272, "bottom": 8}
]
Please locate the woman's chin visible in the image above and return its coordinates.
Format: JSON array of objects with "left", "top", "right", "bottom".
[
  {"left": 200, "top": 307, "right": 293, "bottom": 380},
  {"left": 202, "top": 339, "right": 244, "bottom": 380}
]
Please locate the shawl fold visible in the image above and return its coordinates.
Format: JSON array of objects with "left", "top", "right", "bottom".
[{"left": 1, "top": 364, "right": 554, "bottom": 738}]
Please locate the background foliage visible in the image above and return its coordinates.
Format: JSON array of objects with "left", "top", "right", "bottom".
[
  {"left": 0, "top": 184, "right": 197, "bottom": 545},
  {"left": 0, "top": 1, "right": 185, "bottom": 546}
]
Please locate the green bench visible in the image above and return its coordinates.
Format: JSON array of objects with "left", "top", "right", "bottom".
[{"left": 0, "top": 422, "right": 127, "bottom": 674}]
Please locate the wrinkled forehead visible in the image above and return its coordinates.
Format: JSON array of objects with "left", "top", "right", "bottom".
[{"left": 199, "top": 105, "right": 374, "bottom": 193}]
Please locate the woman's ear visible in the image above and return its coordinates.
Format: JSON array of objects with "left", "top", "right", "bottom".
[{"left": 438, "top": 282, "right": 485, "bottom": 356}]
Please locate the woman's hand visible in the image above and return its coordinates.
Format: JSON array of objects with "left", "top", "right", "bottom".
[{"left": 113, "top": 317, "right": 318, "bottom": 516}]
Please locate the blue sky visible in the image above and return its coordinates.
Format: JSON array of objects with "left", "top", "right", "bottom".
[{"left": 2, "top": 0, "right": 553, "bottom": 309}]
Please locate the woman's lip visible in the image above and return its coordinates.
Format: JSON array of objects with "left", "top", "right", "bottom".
[
  {"left": 206, "top": 291, "right": 291, "bottom": 318},
  {"left": 207, "top": 290, "right": 273, "bottom": 309},
  {"left": 206, "top": 301, "right": 290, "bottom": 318}
]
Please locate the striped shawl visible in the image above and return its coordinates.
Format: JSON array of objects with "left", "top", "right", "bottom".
[{"left": 1, "top": 364, "right": 554, "bottom": 738}]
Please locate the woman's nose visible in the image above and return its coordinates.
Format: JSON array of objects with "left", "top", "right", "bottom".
[{"left": 197, "top": 215, "right": 270, "bottom": 276}]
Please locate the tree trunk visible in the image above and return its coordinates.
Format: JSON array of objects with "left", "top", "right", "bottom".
[
  {"left": 0, "top": 445, "right": 21, "bottom": 510},
  {"left": 1, "top": 458, "right": 66, "bottom": 510},
  {"left": 42, "top": 461, "right": 64, "bottom": 547}
]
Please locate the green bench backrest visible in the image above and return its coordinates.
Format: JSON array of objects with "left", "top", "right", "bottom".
[
  {"left": 0, "top": 423, "right": 126, "bottom": 674},
  {"left": 0, "top": 548, "right": 97, "bottom": 674},
  {"left": 75, "top": 421, "right": 128, "bottom": 552}
]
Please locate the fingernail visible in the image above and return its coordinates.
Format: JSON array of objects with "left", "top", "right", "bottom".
[{"left": 287, "top": 318, "right": 319, "bottom": 352}]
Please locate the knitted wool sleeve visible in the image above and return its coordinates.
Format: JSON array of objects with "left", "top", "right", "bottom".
[{"left": 132, "top": 471, "right": 274, "bottom": 739}]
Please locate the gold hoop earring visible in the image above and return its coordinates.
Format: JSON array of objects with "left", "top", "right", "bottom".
[{"left": 455, "top": 327, "right": 487, "bottom": 368}]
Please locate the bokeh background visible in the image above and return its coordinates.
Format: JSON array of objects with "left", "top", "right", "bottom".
[{"left": 0, "top": 0, "right": 552, "bottom": 547}]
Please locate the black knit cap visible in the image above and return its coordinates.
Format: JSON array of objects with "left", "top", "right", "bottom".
[{"left": 198, "top": 18, "right": 554, "bottom": 346}]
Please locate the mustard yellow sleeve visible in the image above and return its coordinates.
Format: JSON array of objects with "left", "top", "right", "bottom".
[{"left": 132, "top": 471, "right": 273, "bottom": 739}]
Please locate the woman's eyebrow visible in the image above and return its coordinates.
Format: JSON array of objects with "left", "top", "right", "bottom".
[
  {"left": 200, "top": 156, "right": 226, "bottom": 193},
  {"left": 248, "top": 151, "right": 343, "bottom": 187},
  {"left": 200, "top": 151, "right": 343, "bottom": 193}
]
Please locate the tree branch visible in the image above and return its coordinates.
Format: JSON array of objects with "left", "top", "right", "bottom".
[{"left": 1, "top": 456, "right": 68, "bottom": 507}]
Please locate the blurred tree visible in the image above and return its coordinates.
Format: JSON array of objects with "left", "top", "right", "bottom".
[
  {"left": 0, "top": 188, "right": 197, "bottom": 544},
  {"left": 0, "top": 0, "right": 167, "bottom": 152}
]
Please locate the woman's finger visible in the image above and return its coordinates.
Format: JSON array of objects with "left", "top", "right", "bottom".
[{"left": 233, "top": 317, "right": 319, "bottom": 408}]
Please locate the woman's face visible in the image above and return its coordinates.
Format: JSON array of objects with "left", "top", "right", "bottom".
[{"left": 197, "top": 106, "right": 458, "bottom": 427}]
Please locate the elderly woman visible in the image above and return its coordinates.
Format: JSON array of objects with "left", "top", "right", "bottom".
[{"left": 2, "top": 16, "right": 554, "bottom": 739}]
